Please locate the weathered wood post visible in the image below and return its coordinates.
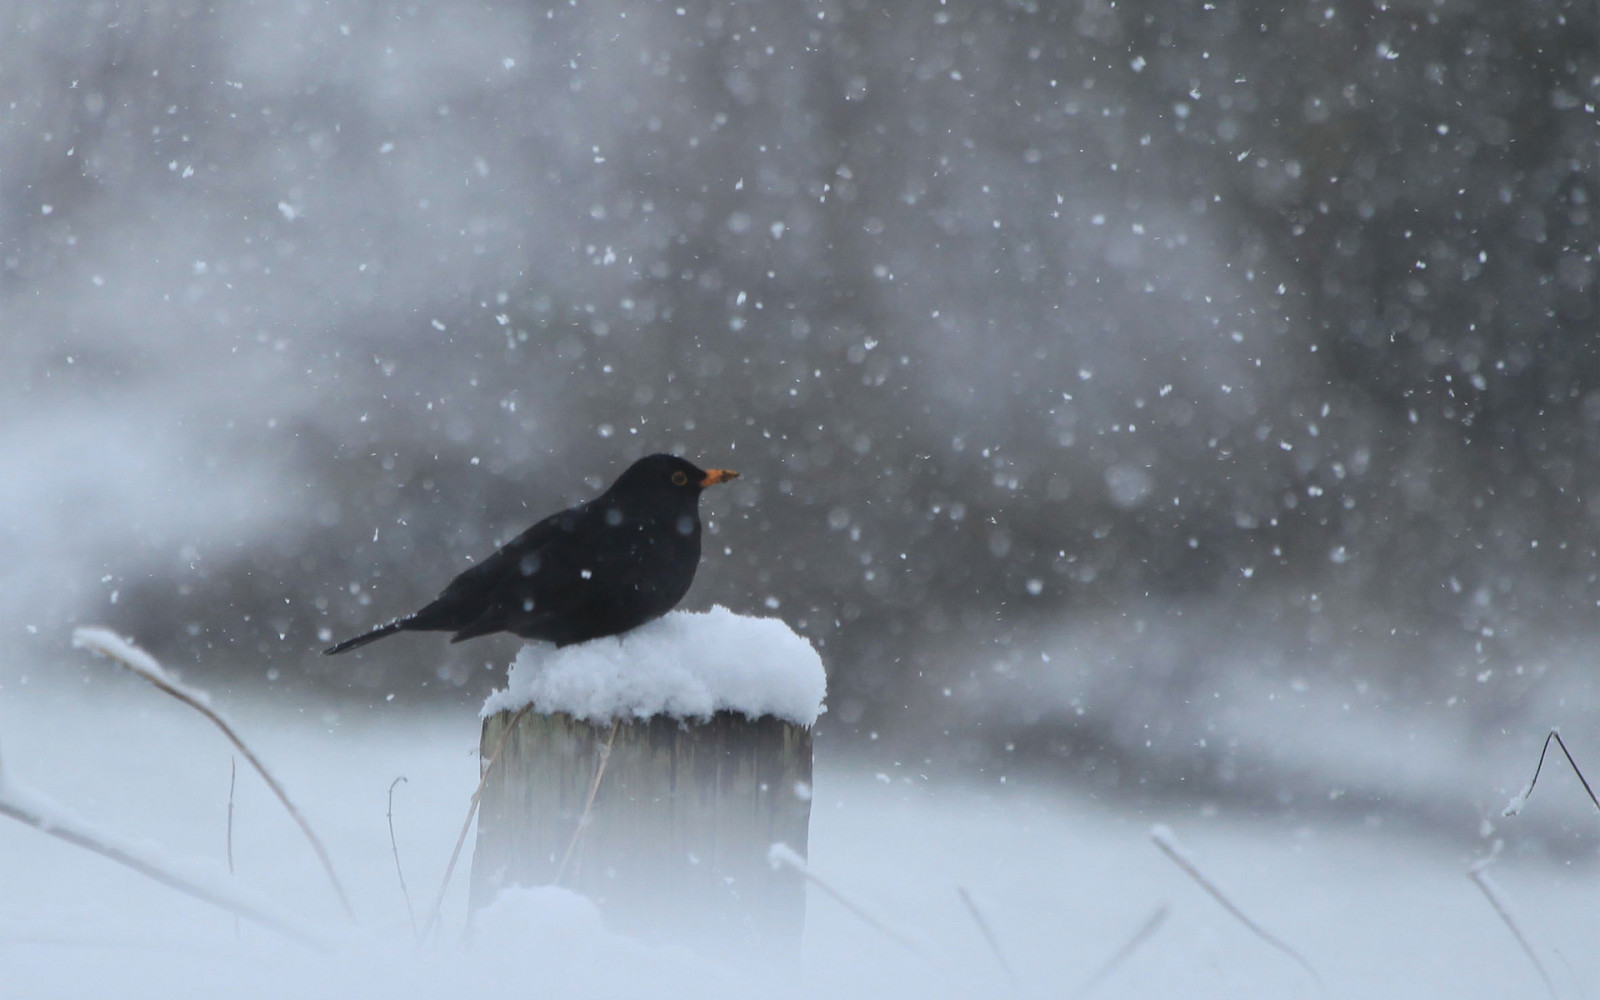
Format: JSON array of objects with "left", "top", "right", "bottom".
[{"left": 468, "top": 608, "right": 825, "bottom": 957}]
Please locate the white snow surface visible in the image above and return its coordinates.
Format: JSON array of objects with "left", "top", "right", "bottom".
[
  {"left": 480, "top": 606, "right": 827, "bottom": 727},
  {"left": 2, "top": 656, "right": 1598, "bottom": 999}
]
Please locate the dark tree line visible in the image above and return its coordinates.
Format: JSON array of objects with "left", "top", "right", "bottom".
[{"left": 1, "top": 1, "right": 1593, "bottom": 731}]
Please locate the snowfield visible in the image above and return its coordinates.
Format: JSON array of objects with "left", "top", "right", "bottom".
[{"left": 2, "top": 642, "right": 1597, "bottom": 999}]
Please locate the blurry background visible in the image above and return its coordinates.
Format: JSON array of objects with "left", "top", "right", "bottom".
[{"left": 2, "top": 1, "right": 1595, "bottom": 839}]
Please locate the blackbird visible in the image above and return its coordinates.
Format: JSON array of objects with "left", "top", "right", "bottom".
[{"left": 323, "top": 454, "right": 738, "bottom": 654}]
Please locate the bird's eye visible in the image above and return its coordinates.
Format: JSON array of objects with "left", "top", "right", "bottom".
[{"left": 671, "top": 471, "right": 688, "bottom": 486}]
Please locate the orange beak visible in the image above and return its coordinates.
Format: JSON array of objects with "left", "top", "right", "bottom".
[{"left": 700, "top": 468, "right": 739, "bottom": 487}]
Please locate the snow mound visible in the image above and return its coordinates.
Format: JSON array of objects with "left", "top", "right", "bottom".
[
  {"left": 480, "top": 606, "right": 826, "bottom": 727},
  {"left": 470, "top": 886, "right": 734, "bottom": 993}
]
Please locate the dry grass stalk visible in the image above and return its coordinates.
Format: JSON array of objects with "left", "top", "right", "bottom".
[
  {"left": 956, "top": 886, "right": 1021, "bottom": 991},
  {"left": 226, "top": 756, "right": 237, "bottom": 877},
  {"left": 767, "top": 842, "right": 923, "bottom": 957},
  {"left": 554, "top": 717, "right": 622, "bottom": 886},
  {"left": 388, "top": 776, "right": 419, "bottom": 941},
  {"left": 421, "top": 703, "right": 531, "bottom": 941},
  {"left": 228, "top": 755, "right": 239, "bottom": 937},
  {"left": 0, "top": 774, "right": 325, "bottom": 951},
  {"left": 1150, "top": 824, "right": 1326, "bottom": 998},
  {"left": 72, "top": 627, "right": 354, "bottom": 921},
  {"left": 1468, "top": 859, "right": 1560, "bottom": 1000},
  {"left": 1071, "top": 903, "right": 1171, "bottom": 1000},
  {"left": 1503, "top": 729, "right": 1600, "bottom": 818}
]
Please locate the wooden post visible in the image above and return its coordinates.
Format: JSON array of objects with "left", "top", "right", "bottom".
[{"left": 469, "top": 708, "right": 814, "bottom": 956}]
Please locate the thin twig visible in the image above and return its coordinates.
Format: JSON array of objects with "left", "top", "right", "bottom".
[
  {"left": 227, "top": 756, "right": 239, "bottom": 937},
  {"left": 1468, "top": 860, "right": 1560, "bottom": 1000},
  {"left": 0, "top": 785, "right": 325, "bottom": 951},
  {"left": 1150, "top": 824, "right": 1327, "bottom": 998},
  {"left": 767, "top": 843, "right": 923, "bottom": 957},
  {"left": 956, "top": 886, "right": 1021, "bottom": 991},
  {"left": 554, "top": 717, "right": 622, "bottom": 886},
  {"left": 388, "top": 776, "right": 418, "bottom": 941},
  {"left": 1552, "top": 949, "right": 1585, "bottom": 1000},
  {"left": 72, "top": 628, "right": 354, "bottom": 920},
  {"left": 1503, "top": 729, "right": 1600, "bottom": 818},
  {"left": 1072, "top": 903, "right": 1171, "bottom": 1000},
  {"left": 227, "top": 756, "right": 237, "bottom": 877},
  {"left": 420, "top": 703, "right": 531, "bottom": 942}
]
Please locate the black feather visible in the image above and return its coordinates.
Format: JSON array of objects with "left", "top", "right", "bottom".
[{"left": 323, "top": 454, "right": 736, "bottom": 655}]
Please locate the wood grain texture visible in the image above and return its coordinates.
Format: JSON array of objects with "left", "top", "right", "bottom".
[{"left": 470, "top": 709, "right": 813, "bottom": 955}]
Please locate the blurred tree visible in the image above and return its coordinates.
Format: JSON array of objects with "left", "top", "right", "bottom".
[{"left": 1, "top": 0, "right": 1591, "bottom": 729}]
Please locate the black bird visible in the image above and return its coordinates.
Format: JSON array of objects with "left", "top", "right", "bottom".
[{"left": 323, "top": 454, "right": 738, "bottom": 655}]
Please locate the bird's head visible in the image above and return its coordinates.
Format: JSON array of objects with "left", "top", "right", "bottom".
[{"left": 613, "top": 453, "right": 739, "bottom": 496}]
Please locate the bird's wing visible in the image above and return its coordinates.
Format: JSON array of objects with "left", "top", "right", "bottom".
[{"left": 407, "top": 504, "right": 584, "bottom": 632}]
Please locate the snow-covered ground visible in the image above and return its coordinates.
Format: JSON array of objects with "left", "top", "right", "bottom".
[{"left": 2, "top": 645, "right": 1596, "bottom": 999}]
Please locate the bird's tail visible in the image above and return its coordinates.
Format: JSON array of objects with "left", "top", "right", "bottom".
[{"left": 323, "top": 619, "right": 408, "bottom": 655}]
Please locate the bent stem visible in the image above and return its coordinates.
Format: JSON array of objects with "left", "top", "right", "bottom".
[
  {"left": 73, "top": 627, "right": 354, "bottom": 921},
  {"left": 1468, "top": 860, "right": 1560, "bottom": 1000},
  {"left": 1151, "top": 824, "right": 1326, "bottom": 999},
  {"left": 1071, "top": 903, "right": 1171, "bottom": 1000},
  {"left": 0, "top": 781, "right": 325, "bottom": 951},
  {"left": 420, "top": 704, "right": 531, "bottom": 943},
  {"left": 554, "top": 717, "right": 622, "bottom": 886},
  {"left": 768, "top": 843, "right": 923, "bottom": 958},
  {"left": 1504, "top": 729, "right": 1600, "bottom": 818},
  {"left": 388, "top": 776, "right": 418, "bottom": 942},
  {"left": 956, "top": 886, "right": 1021, "bottom": 991}
]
